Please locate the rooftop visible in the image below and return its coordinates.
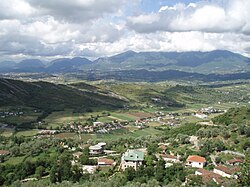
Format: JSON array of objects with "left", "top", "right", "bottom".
[
  {"left": 122, "top": 149, "right": 144, "bottom": 161},
  {"left": 214, "top": 165, "right": 240, "bottom": 175},
  {"left": 187, "top": 155, "right": 206, "bottom": 163},
  {"left": 0, "top": 150, "right": 10, "bottom": 155}
]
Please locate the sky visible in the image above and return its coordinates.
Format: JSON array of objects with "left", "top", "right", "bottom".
[{"left": 0, "top": 0, "right": 250, "bottom": 61}]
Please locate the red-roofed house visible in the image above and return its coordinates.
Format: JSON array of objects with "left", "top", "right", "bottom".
[
  {"left": 186, "top": 155, "right": 206, "bottom": 168},
  {"left": 226, "top": 158, "right": 243, "bottom": 166},
  {"left": 213, "top": 165, "right": 240, "bottom": 179},
  {"left": 0, "top": 150, "right": 10, "bottom": 156},
  {"left": 195, "top": 169, "right": 223, "bottom": 184},
  {"left": 98, "top": 158, "right": 116, "bottom": 166}
]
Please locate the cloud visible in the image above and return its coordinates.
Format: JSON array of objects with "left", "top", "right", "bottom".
[
  {"left": 0, "top": 0, "right": 250, "bottom": 60},
  {"left": 127, "top": 0, "right": 250, "bottom": 35}
]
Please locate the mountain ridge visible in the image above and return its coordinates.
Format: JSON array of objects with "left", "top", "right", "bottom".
[{"left": 0, "top": 50, "right": 249, "bottom": 74}]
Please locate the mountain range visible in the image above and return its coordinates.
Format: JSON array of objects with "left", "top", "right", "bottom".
[{"left": 0, "top": 50, "right": 250, "bottom": 74}]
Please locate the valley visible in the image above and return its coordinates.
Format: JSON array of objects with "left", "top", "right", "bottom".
[{"left": 0, "top": 74, "right": 249, "bottom": 186}]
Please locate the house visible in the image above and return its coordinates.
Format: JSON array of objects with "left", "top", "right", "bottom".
[
  {"left": 213, "top": 165, "right": 240, "bottom": 179},
  {"left": 186, "top": 155, "right": 206, "bottom": 168},
  {"left": 0, "top": 150, "right": 10, "bottom": 156},
  {"left": 194, "top": 112, "right": 208, "bottom": 119},
  {"left": 195, "top": 168, "right": 223, "bottom": 184},
  {"left": 82, "top": 165, "right": 98, "bottom": 174},
  {"left": 159, "top": 154, "right": 179, "bottom": 163},
  {"left": 226, "top": 158, "right": 243, "bottom": 166},
  {"left": 98, "top": 158, "right": 116, "bottom": 166},
  {"left": 89, "top": 142, "right": 106, "bottom": 155},
  {"left": 121, "top": 149, "right": 144, "bottom": 170}
]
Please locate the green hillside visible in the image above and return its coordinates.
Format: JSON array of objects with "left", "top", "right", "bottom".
[
  {"left": 0, "top": 78, "right": 125, "bottom": 112},
  {"left": 212, "top": 107, "right": 250, "bottom": 125}
]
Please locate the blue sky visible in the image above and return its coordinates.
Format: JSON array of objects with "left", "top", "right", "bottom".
[
  {"left": 0, "top": 0, "right": 249, "bottom": 61},
  {"left": 140, "top": 0, "right": 202, "bottom": 12}
]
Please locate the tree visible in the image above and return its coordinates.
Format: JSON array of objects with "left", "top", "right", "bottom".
[
  {"left": 155, "top": 158, "right": 166, "bottom": 182},
  {"left": 239, "top": 160, "right": 250, "bottom": 186},
  {"left": 35, "top": 166, "right": 45, "bottom": 179},
  {"left": 50, "top": 165, "right": 58, "bottom": 183},
  {"left": 124, "top": 167, "right": 136, "bottom": 181}
]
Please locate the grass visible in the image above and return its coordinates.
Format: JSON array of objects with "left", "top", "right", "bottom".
[
  {"left": 15, "top": 130, "right": 39, "bottom": 137},
  {"left": 3, "top": 156, "right": 26, "bottom": 165},
  {"left": 44, "top": 110, "right": 89, "bottom": 128},
  {"left": 111, "top": 113, "right": 137, "bottom": 121}
]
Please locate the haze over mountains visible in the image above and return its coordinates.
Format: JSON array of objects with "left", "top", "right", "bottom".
[{"left": 0, "top": 50, "right": 249, "bottom": 74}]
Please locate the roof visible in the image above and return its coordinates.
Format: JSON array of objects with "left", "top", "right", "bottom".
[
  {"left": 187, "top": 155, "right": 206, "bottom": 163},
  {"left": 98, "top": 158, "right": 115, "bottom": 165},
  {"left": 227, "top": 158, "right": 243, "bottom": 164},
  {"left": 89, "top": 145, "right": 102, "bottom": 150},
  {"left": 214, "top": 165, "right": 240, "bottom": 175},
  {"left": 195, "top": 169, "right": 223, "bottom": 184},
  {"left": 160, "top": 154, "right": 177, "bottom": 159},
  {"left": 122, "top": 149, "right": 144, "bottom": 161},
  {"left": 0, "top": 150, "right": 10, "bottom": 155},
  {"left": 158, "top": 145, "right": 167, "bottom": 150}
]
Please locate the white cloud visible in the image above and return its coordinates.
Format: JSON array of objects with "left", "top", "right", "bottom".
[
  {"left": 128, "top": 0, "right": 250, "bottom": 34},
  {"left": 0, "top": 0, "right": 250, "bottom": 60}
]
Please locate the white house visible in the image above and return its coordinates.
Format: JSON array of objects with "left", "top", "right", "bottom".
[
  {"left": 89, "top": 142, "right": 106, "bottom": 155},
  {"left": 159, "top": 154, "right": 179, "bottom": 163},
  {"left": 186, "top": 155, "right": 206, "bottom": 168},
  {"left": 121, "top": 149, "right": 144, "bottom": 171},
  {"left": 213, "top": 165, "right": 240, "bottom": 179},
  {"left": 98, "top": 158, "right": 116, "bottom": 166}
]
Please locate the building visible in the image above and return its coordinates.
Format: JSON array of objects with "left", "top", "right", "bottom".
[
  {"left": 226, "top": 158, "right": 243, "bottom": 166},
  {"left": 121, "top": 149, "right": 144, "bottom": 170},
  {"left": 89, "top": 142, "right": 106, "bottom": 155},
  {"left": 98, "top": 158, "right": 116, "bottom": 166},
  {"left": 186, "top": 155, "right": 206, "bottom": 168},
  {"left": 159, "top": 154, "right": 179, "bottom": 163},
  {"left": 0, "top": 150, "right": 10, "bottom": 156},
  {"left": 195, "top": 169, "right": 223, "bottom": 184},
  {"left": 194, "top": 112, "right": 208, "bottom": 119},
  {"left": 82, "top": 165, "right": 98, "bottom": 174},
  {"left": 213, "top": 165, "right": 240, "bottom": 179}
]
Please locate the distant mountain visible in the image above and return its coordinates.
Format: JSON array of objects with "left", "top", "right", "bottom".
[
  {"left": 47, "top": 57, "right": 92, "bottom": 72},
  {"left": 0, "top": 50, "right": 249, "bottom": 74},
  {"left": 0, "top": 78, "right": 125, "bottom": 111},
  {"left": 94, "top": 50, "right": 250, "bottom": 74},
  {"left": 0, "top": 61, "right": 16, "bottom": 71}
]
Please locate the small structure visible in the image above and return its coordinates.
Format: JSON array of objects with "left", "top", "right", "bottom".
[
  {"left": 121, "top": 149, "right": 144, "bottom": 170},
  {"left": 0, "top": 150, "right": 10, "bottom": 156},
  {"left": 194, "top": 112, "right": 208, "bottom": 119},
  {"left": 226, "top": 159, "right": 243, "bottom": 166},
  {"left": 213, "top": 165, "right": 240, "bottom": 179},
  {"left": 98, "top": 158, "right": 116, "bottom": 166},
  {"left": 89, "top": 142, "right": 106, "bottom": 155},
  {"left": 186, "top": 155, "right": 206, "bottom": 168},
  {"left": 195, "top": 169, "right": 223, "bottom": 184},
  {"left": 159, "top": 154, "right": 179, "bottom": 163},
  {"left": 82, "top": 165, "right": 98, "bottom": 174}
]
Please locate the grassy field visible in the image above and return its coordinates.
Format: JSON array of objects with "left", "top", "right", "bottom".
[{"left": 15, "top": 130, "right": 39, "bottom": 137}]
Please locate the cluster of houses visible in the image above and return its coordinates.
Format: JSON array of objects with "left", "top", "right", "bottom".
[
  {"left": 0, "top": 111, "right": 24, "bottom": 118},
  {"left": 62, "top": 121, "right": 124, "bottom": 134},
  {"left": 69, "top": 139, "right": 243, "bottom": 187}
]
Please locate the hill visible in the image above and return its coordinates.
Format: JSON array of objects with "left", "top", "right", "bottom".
[
  {"left": 0, "top": 50, "right": 249, "bottom": 74},
  {"left": 47, "top": 57, "right": 92, "bottom": 72},
  {"left": 212, "top": 107, "right": 250, "bottom": 125},
  {"left": 0, "top": 78, "right": 125, "bottom": 112},
  {"left": 94, "top": 50, "right": 250, "bottom": 74}
]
